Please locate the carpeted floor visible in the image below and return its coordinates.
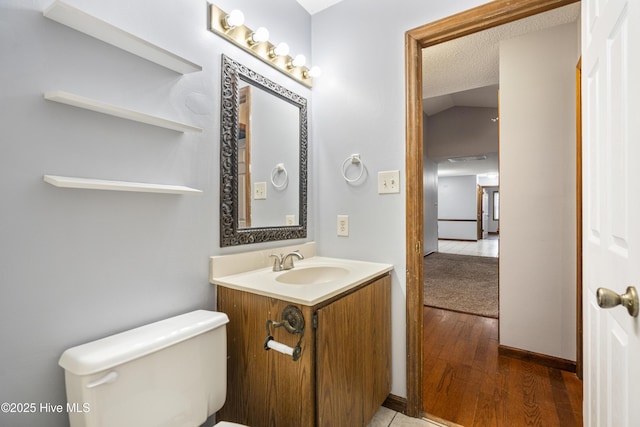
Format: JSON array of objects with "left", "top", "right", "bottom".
[{"left": 424, "top": 252, "right": 499, "bottom": 318}]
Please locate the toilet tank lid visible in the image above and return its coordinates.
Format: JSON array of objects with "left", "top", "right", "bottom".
[{"left": 59, "top": 310, "right": 229, "bottom": 375}]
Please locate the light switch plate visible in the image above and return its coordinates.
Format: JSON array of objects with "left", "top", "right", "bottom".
[
  {"left": 378, "top": 170, "right": 400, "bottom": 194},
  {"left": 285, "top": 215, "right": 296, "bottom": 225},
  {"left": 337, "top": 215, "right": 349, "bottom": 237},
  {"left": 254, "top": 182, "right": 267, "bottom": 200}
]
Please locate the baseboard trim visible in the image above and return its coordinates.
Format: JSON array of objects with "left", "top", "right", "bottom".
[
  {"left": 498, "top": 345, "right": 576, "bottom": 373},
  {"left": 383, "top": 394, "right": 407, "bottom": 414},
  {"left": 424, "top": 412, "right": 465, "bottom": 427}
]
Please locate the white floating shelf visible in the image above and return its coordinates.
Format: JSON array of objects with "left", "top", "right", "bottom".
[
  {"left": 44, "top": 175, "right": 202, "bottom": 195},
  {"left": 43, "top": 0, "right": 202, "bottom": 74},
  {"left": 44, "top": 90, "right": 202, "bottom": 133}
]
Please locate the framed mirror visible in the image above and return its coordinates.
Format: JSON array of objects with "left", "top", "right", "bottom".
[{"left": 220, "top": 54, "right": 308, "bottom": 246}]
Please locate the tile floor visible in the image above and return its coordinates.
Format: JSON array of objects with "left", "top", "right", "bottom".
[
  {"left": 367, "top": 406, "right": 447, "bottom": 427},
  {"left": 436, "top": 236, "right": 498, "bottom": 258}
]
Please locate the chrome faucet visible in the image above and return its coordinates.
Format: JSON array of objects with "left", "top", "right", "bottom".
[
  {"left": 282, "top": 250, "right": 304, "bottom": 270},
  {"left": 269, "top": 253, "right": 284, "bottom": 272},
  {"left": 269, "top": 250, "right": 304, "bottom": 272}
]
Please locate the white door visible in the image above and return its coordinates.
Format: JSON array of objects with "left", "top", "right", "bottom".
[
  {"left": 482, "top": 190, "right": 489, "bottom": 239},
  {"left": 582, "top": 0, "right": 640, "bottom": 426}
]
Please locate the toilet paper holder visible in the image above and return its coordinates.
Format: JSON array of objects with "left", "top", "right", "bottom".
[{"left": 264, "top": 305, "right": 305, "bottom": 361}]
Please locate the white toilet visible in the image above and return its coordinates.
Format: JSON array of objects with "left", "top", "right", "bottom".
[{"left": 59, "top": 310, "right": 247, "bottom": 427}]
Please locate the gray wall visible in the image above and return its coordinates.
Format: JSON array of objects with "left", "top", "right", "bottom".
[
  {"left": 310, "top": 0, "right": 488, "bottom": 398},
  {"left": 437, "top": 175, "right": 478, "bottom": 240},
  {"left": 438, "top": 176, "right": 477, "bottom": 220},
  {"left": 423, "top": 114, "right": 439, "bottom": 254},
  {"left": 425, "top": 106, "right": 499, "bottom": 159},
  {"left": 0, "top": 0, "right": 311, "bottom": 426},
  {"left": 423, "top": 107, "right": 498, "bottom": 247}
]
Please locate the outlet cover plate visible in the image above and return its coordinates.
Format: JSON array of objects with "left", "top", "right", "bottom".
[{"left": 337, "top": 215, "right": 349, "bottom": 237}]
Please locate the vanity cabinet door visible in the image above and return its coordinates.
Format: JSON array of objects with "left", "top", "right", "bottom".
[
  {"left": 315, "top": 274, "right": 391, "bottom": 427},
  {"left": 217, "top": 287, "right": 316, "bottom": 427}
]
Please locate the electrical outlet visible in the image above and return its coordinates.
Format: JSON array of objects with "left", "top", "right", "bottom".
[
  {"left": 378, "top": 170, "right": 400, "bottom": 194},
  {"left": 285, "top": 215, "right": 296, "bottom": 225},
  {"left": 254, "top": 182, "right": 267, "bottom": 200},
  {"left": 337, "top": 215, "right": 349, "bottom": 237}
]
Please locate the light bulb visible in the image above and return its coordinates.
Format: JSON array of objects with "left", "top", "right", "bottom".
[
  {"left": 224, "top": 9, "right": 244, "bottom": 29},
  {"left": 249, "top": 27, "right": 269, "bottom": 44},
  {"left": 307, "top": 66, "right": 322, "bottom": 78},
  {"left": 273, "top": 42, "right": 290, "bottom": 57},
  {"left": 292, "top": 54, "right": 306, "bottom": 67}
]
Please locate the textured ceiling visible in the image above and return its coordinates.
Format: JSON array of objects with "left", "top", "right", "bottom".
[
  {"left": 423, "top": 3, "right": 580, "bottom": 116},
  {"left": 297, "top": 2, "right": 578, "bottom": 105},
  {"left": 424, "top": 3, "right": 580, "bottom": 177},
  {"left": 423, "top": 84, "right": 500, "bottom": 117},
  {"left": 297, "top": 1, "right": 580, "bottom": 177}
]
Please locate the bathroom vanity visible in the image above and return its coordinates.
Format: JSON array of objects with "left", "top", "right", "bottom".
[
  {"left": 210, "top": 246, "right": 392, "bottom": 427},
  {"left": 212, "top": 52, "right": 392, "bottom": 426}
]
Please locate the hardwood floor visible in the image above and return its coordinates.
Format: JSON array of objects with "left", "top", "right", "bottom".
[{"left": 422, "top": 307, "right": 583, "bottom": 427}]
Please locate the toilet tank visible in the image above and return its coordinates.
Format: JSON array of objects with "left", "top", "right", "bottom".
[{"left": 59, "top": 310, "right": 229, "bottom": 427}]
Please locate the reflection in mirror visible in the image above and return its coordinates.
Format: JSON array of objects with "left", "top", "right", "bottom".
[
  {"left": 237, "top": 81, "right": 300, "bottom": 228},
  {"left": 220, "top": 54, "right": 307, "bottom": 246}
]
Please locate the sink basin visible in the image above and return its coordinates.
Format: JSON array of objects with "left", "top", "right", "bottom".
[
  {"left": 276, "top": 266, "right": 350, "bottom": 285},
  {"left": 211, "top": 253, "right": 394, "bottom": 305}
]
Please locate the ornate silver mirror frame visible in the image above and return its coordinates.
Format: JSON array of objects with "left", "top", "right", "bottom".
[{"left": 220, "top": 54, "right": 308, "bottom": 247}]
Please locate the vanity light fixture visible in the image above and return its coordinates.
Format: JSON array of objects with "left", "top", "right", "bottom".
[
  {"left": 209, "top": 3, "right": 318, "bottom": 88},
  {"left": 222, "top": 9, "right": 244, "bottom": 30}
]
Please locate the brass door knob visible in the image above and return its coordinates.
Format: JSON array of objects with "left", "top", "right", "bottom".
[{"left": 596, "top": 286, "right": 639, "bottom": 317}]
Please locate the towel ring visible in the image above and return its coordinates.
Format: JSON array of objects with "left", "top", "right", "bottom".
[
  {"left": 271, "top": 163, "right": 288, "bottom": 189},
  {"left": 341, "top": 154, "right": 365, "bottom": 183}
]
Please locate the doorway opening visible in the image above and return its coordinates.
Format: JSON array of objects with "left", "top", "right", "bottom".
[{"left": 403, "top": 0, "right": 582, "bottom": 418}]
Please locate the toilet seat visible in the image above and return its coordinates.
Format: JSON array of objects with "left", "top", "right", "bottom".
[{"left": 215, "top": 422, "right": 249, "bottom": 427}]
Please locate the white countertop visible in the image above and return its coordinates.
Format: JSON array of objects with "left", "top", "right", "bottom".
[{"left": 211, "top": 256, "right": 393, "bottom": 306}]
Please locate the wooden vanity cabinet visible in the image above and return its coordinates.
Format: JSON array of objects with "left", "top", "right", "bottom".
[
  {"left": 316, "top": 274, "right": 392, "bottom": 426},
  {"left": 216, "top": 273, "right": 391, "bottom": 427}
]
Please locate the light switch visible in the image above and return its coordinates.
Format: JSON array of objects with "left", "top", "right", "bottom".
[
  {"left": 285, "top": 215, "right": 296, "bottom": 225},
  {"left": 254, "top": 182, "right": 267, "bottom": 200},
  {"left": 378, "top": 170, "right": 400, "bottom": 194}
]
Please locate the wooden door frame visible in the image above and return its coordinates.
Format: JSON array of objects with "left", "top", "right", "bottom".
[
  {"left": 403, "top": 0, "right": 580, "bottom": 417},
  {"left": 478, "top": 185, "right": 499, "bottom": 239},
  {"left": 239, "top": 86, "right": 252, "bottom": 227}
]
